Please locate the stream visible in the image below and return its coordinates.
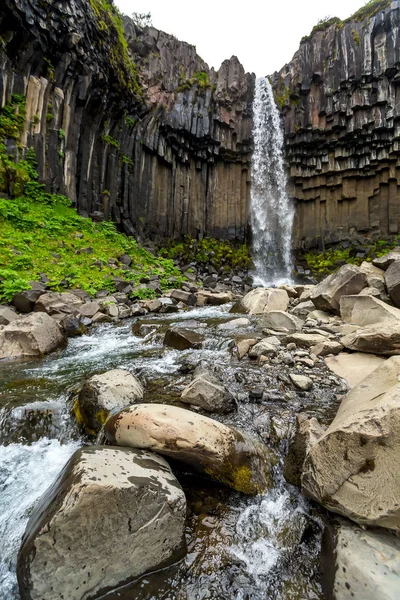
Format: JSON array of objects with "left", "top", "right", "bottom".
[{"left": 0, "top": 304, "right": 342, "bottom": 600}]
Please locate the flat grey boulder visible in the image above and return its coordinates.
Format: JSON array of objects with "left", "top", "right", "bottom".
[
  {"left": 310, "top": 340, "right": 343, "bottom": 357},
  {"left": 290, "top": 300, "right": 315, "bottom": 318},
  {"left": 324, "top": 352, "right": 385, "bottom": 388},
  {"left": 311, "top": 265, "right": 367, "bottom": 314},
  {"left": 259, "top": 310, "right": 303, "bottom": 332},
  {"left": 231, "top": 288, "right": 289, "bottom": 314},
  {"left": 34, "top": 292, "right": 83, "bottom": 316},
  {"left": 372, "top": 247, "right": 400, "bottom": 270},
  {"left": 302, "top": 356, "right": 400, "bottom": 530},
  {"left": 105, "top": 403, "right": 275, "bottom": 495},
  {"left": 170, "top": 289, "right": 196, "bottom": 306},
  {"left": 385, "top": 260, "right": 400, "bottom": 308},
  {"left": 196, "top": 290, "right": 233, "bottom": 306},
  {"left": 249, "top": 339, "right": 277, "bottom": 358},
  {"left": 282, "top": 332, "right": 327, "bottom": 348},
  {"left": 322, "top": 520, "right": 400, "bottom": 600},
  {"left": 78, "top": 300, "right": 102, "bottom": 318},
  {"left": 341, "top": 321, "right": 400, "bottom": 355},
  {"left": 218, "top": 317, "right": 250, "bottom": 330},
  {"left": 163, "top": 327, "right": 203, "bottom": 350},
  {"left": 17, "top": 446, "right": 186, "bottom": 600},
  {"left": 340, "top": 294, "right": 400, "bottom": 326},
  {"left": 75, "top": 369, "right": 144, "bottom": 434},
  {"left": 180, "top": 368, "right": 235, "bottom": 414},
  {"left": 0, "top": 313, "right": 65, "bottom": 360}
]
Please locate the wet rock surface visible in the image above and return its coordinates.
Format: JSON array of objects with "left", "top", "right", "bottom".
[{"left": 17, "top": 446, "right": 186, "bottom": 600}]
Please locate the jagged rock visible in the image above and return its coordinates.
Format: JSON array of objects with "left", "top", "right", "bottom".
[
  {"left": 310, "top": 341, "right": 343, "bottom": 357},
  {"left": 358, "top": 286, "right": 382, "bottom": 298},
  {"left": 141, "top": 299, "right": 162, "bottom": 313},
  {"left": 180, "top": 368, "right": 235, "bottom": 414},
  {"left": 105, "top": 404, "right": 275, "bottom": 494},
  {"left": 282, "top": 332, "right": 327, "bottom": 348},
  {"left": 91, "top": 312, "right": 113, "bottom": 324},
  {"left": 324, "top": 352, "right": 385, "bottom": 388},
  {"left": 259, "top": 310, "right": 303, "bottom": 332},
  {"left": 307, "top": 310, "right": 332, "bottom": 323},
  {"left": 289, "top": 374, "right": 313, "bottom": 391},
  {"left": 284, "top": 414, "right": 326, "bottom": 486},
  {"left": 384, "top": 260, "right": 400, "bottom": 308},
  {"left": 232, "top": 288, "right": 289, "bottom": 314},
  {"left": 75, "top": 369, "right": 144, "bottom": 434},
  {"left": 235, "top": 338, "right": 257, "bottom": 359},
  {"left": 310, "top": 265, "right": 367, "bottom": 314},
  {"left": 302, "top": 356, "right": 400, "bottom": 530},
  {"left": 0, "top": 306, "right": 18, "bottom": 325},
  {"left": 218, "top": 318, "right": 250, "bottom": 330},
  {"left": 290, "top": 300, "right": 315, "bottom": 318},
  {"left": 196, "top": 290, "right": 233, "bottom": 306},
  {"left": 321, "top": 520, "right": 400, "bottom": 600},
  {"left": 372, "top": 248, "right": 400, "bottom": 271},
  {"left": 17, "top": 447, "right": 186, "bottom": 600},
  {"left": 340, "top": 295, "right": 400, "bottom": 326},
  {"left": 249, "top": 340, "right": 277, "bottom": 358},
  {"left": 341, "top": 322, "right": 400, "bottom": 355},
  {"left": 359, "top": 261, "right": 386, "bottom": 294},
  {"left": 170, "top": 290, "right": 196, "bottom": 306},
  {"left": 78, "top": 300, "right": 102, "bottom": 318},
  {"left": 0, "top": 313, "right": 65, "bottom": 360},
  {"left": 12, "top": 289, "right": 45, "bottom": 313},
  {"left": 34, "top": 292, "right": 83, "bottom": 317},
  {"left": 164, "top": 328, "right": 203, "bottom": 350}
]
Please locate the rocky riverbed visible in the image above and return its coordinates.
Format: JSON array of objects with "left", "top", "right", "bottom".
[{"left": 1, "top": 256, "right": 400, "bottom": 599}]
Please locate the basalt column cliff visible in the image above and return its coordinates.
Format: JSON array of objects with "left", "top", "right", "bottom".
[
  {"left": 275, "top": 0, "right": 400, "bottom": 249},
  {"left": 0, "top": 0, "right": 254, "bottom": 240}
]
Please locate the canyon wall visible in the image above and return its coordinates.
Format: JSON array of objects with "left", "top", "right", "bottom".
[
  {"left": 0, "top": 0, "right": 254, "bottom": 240},
  {"left": 275, "top": 0, "right": 400, "bottom": 249}
]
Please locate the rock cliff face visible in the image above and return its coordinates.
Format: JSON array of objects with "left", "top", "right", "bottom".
[
  {"left": 0, "top": 0, "right": 254, "bottom": 240},
  {"left": 275, "top": 0, "right": 400, "bottom": 249}
]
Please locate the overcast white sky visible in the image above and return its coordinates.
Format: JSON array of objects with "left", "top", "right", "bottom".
[{"left": 115, "top": 0, "right": 365, "bottom": 75}]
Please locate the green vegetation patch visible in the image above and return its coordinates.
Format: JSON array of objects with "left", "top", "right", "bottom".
[
  {"left": 177, "top": 71, "right": 211, "bottom": 93},
  {"left": 300, "top": 1, "right": 391, "bottom": 43},
  {"left": 88, "top": 0, "right": 141, "bottom": 97},
  {"left": 159, "top": 236, "right": 252, "bottom": 271},
  {"left": 302, "top": 238, "right": 400, "bottom": 278}
]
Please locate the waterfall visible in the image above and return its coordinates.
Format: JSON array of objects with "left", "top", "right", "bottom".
[{"left": 250, "top": 77, "right": 294, "bottom": 286}]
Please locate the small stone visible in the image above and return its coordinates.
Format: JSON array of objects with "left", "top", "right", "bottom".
[{"left": 289, "top": 374, "right": 313, "bottom": 391}]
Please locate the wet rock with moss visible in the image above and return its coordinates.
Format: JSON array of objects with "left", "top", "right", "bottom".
[
  {"left": 104, "top": 403, "right": 275, "bottom": 494},
  {"left": 74, "top": 368, "right": 144, "bottom": 435},
  {"left": 17, "top": 446, "right": 187, "bottom": 600}
]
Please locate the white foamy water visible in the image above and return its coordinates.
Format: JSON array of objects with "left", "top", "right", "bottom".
[
  {"left": 250, "top": 77, "right": 294, "bottom": 286},
  {"left": 0, "top": 438, "right": 80, "bottom": 599}
]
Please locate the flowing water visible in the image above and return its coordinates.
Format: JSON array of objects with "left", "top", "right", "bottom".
[
  {"left": 250, "top": 77, "right": 294, "bottom": 286},
  {"left": 0, "top": 306, "right": 342, "bottom": 600}
]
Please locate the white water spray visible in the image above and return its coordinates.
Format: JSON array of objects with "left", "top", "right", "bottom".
[{"left": 250, "top": 77, "right": 294, "bottom": 285}]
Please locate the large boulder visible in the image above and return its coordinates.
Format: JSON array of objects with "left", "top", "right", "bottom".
[
  {"left": 105, "top": 404, "right": 275, "bottom": 494},
  {"left": 325, "top": 352, "right": 385, "bottom": 388},
  {"left": 359, "top": 261, "right": 386, "bottom": 294},
  {"left": 340, "top": 294, "right": 400, "bottom": 326},
  {"left": 321, "top": 520, "right": 400, "bottom": 600},
  {"left": 341, "top": 321, "right": 400, "bottom": 355},
  {"left": 259, "top": 310, "right": 303, "bottom": 332},
  {"left": 75, "top": 369, "right": 144, "bottom": 434},
  {"left": 180, "top": 368, "right": 235, "bottom": 414},
  {"left": 384, "top": 260, "right": 400, "bottom": 308},
  {"left": 282, "top": 332, "right": 327, "bottom": 348},
  {"left": 310, "top": 265, "right": 367, "bottom": 314},
  {"left": 163, "top": 327, "right": 203, "bottom": 350},
  {"left": 372, "top": 247, "right": 400, "bottom": 270},
  {"left": 195, "top": 290, "right": 233, "bottom": 306},
  {"left": 12, "top": 289, "right": 45, "bottom": 313},
  {"left": 34, "top": 292, "right": 83, "bottom": 317},
  {"left": 17, "top": 447, "right": 186, "bottom": 600},
  {"left": 231, "top": 288, "right": 289, "bottom": 315},
  {"left": 302, "top": 356, "right": 400, "bottom": 530},
  {"left": 0, "top": 313, "right": 65, "bottom": 360}
]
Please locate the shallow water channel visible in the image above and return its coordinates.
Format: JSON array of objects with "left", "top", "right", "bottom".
[{"left": 0, "top": 304, "right": 342, "bottom": 600}]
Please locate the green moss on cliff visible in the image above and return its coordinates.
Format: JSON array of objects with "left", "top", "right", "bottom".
[
  {"left": 88, "top": 0, "right": 141, "bottom": 97},
  {"left": 177, "top": 71, "right": 211, "bottom": 93}
]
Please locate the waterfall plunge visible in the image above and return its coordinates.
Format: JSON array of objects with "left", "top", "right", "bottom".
[{"left": 250, "top": 77, "right": 294, "bottom": 286}]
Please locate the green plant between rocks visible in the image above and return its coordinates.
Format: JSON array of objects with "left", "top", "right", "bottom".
[{"left": 159, "top": 236, "right": 252, "bottom": 271}]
